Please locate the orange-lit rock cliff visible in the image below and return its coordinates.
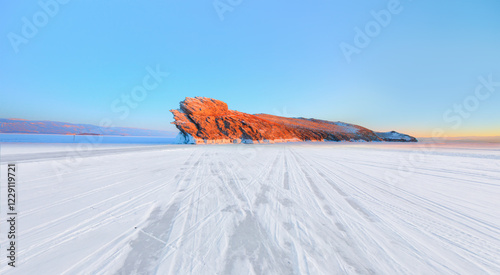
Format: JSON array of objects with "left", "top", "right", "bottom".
[{"left": 170, "top": 97, "right": 417, "bottom": 144}]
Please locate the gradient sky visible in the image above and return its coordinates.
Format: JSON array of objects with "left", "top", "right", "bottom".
[{"left": 1, "top": 0, "right": 499, "bottom": 137}]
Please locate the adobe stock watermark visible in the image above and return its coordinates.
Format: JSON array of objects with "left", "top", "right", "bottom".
[
  {"left": 51, "top": 65, "right": 170, "bottom": 181},
  {"left": 213, "top": 0, "right": 243, "bottom": 21},
  {"left": 7, "top": 0, "right": 70, "bottom": 53},
  {"left": 272, "top": 107, "right": 299, "bottom": 119},
  {"left": 385, "top": 74, "right": 499, "bottom": 185},
  {"left": 340, "top": 0, "right": 411, "bottom": 63},
  {"left": 443, "top": 74, "right": 499, "bottom": 129},
  {"left": 111, "top": 65, "right": 170, "bottom": 120}
]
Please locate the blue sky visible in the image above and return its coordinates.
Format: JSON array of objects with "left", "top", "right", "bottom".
[{"left": 1, "top": 0, "right": 499, "bottom": 137}]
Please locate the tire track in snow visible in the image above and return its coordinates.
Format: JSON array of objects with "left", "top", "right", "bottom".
[
  {"left": 279, "top": 147, "right": 380, "bottom": 274},
  {"left": 333, "top": 157, "right": 500, "bottom": 253},
  {"left": 302, "top": 148, "right": 500, "bottom": 273},
  {"left": 220, "top": 149, "right": 299, "bottom": 275},
  {"left": 31, "top": 149, "right": 202, "bottom": 274},
  {"left": 289, "top": 148, "right": 448, "bottom": 273},
  {"left": 19, "top": 149, "right": 200, "bottom": 237},
  {"left": 311, "top": 151, "right": 500, "bottom": 233},
  {"left": 116, "top": 148, "right": 278, "bottom": 274},
  {"left": 290, "top": 148, "right": 377, "bottom": 222},
  {"left": 113, "top": 149, "right": 208, "bottom": 275},
  {"left": 155, "top": 148, "right": 283, "bottom": 274}
]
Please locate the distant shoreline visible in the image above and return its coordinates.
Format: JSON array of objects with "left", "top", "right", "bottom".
[{"left": 0, "top": 133, "right": 178, "bottom": 144}]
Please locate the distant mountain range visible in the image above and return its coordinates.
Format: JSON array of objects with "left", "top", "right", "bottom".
[{"left": 0, "top": 118, "right": 176, "bottom": 137}]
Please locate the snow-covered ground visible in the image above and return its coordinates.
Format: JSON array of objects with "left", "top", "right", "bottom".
[{"left": 0, "top": 142, "right": 499, "bottom": 274}]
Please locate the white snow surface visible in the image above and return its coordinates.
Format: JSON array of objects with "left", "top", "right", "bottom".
[{"left": 0, "top": 142, "right": 499, "bottom": 274}]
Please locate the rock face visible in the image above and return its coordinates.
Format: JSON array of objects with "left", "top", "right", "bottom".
[{"left": 170, "top": 97, "right": 417, "bottom": 144}]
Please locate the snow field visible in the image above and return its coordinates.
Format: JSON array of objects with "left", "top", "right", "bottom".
[{"left": 0, "top": 142, "right": 499, "bottom": 274}]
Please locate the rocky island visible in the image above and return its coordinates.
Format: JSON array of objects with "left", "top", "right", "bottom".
[{"left": 171, "top": 97, "right": 417, "bottom": 144}]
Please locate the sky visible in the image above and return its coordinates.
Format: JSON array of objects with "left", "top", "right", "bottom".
[{"left": 1, "top": 0, "right": 499, "bottom": 137}]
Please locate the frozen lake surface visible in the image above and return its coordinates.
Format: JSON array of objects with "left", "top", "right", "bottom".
[
  {"left": 0, "top": 133, "right": 177, "bottom": 144},
  {"left": 0, "top": 142, "right": 499, "bottom": 274}
]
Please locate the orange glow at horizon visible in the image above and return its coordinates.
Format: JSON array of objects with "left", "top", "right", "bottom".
[{"left": 405, "top": 128, "right": 500, "bottom": 138}]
